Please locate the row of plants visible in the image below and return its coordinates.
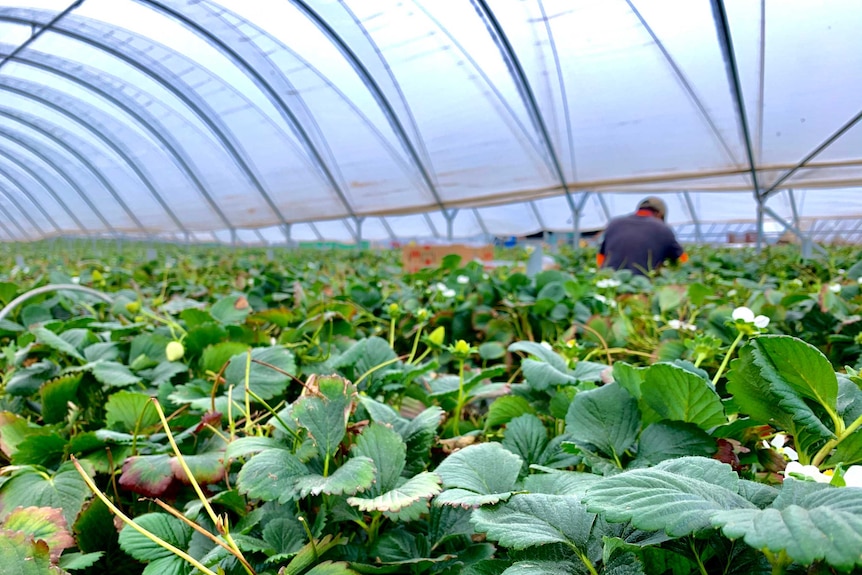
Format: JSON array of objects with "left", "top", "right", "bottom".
[{"left": 0, "top": 242, "right": 861, "bottom": 574}]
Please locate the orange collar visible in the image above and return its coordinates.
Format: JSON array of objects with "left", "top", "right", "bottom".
[{"left": 635, "top": 209, "right": 655, "bottom": 217}]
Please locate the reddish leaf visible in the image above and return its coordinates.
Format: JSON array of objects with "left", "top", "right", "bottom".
[
  {"left": 713, "top": 438, "right": 741, "bottom": 471},
  {"left": 2, "top": 506, "right": 74, "bottom": 562},
  {"left": 194, "top": 411, "right": 222, "bottom": 434},
  {"left": 119, "top": 455, "right": 175, "bottom": 497},
  {"left": 169, "top": 452, "right": 225, "bottom": 486}
]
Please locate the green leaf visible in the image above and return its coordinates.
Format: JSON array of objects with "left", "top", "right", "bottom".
[
  {"left": 0, "top": 412, "right": 32, "bottom": 458},
  {"left": 712, "top": 479, "right": 862, "bottom": 571},
  {"left": 472, "top": 493, "right": 597, "bottom": 550},
  {"left": 262, "top": 516, "right": 305, "bottom": 560},
  {"left": 750, "top": 335, "right": 838, "bottom": 412},
  {"left": 727, "top": 346, "right": 834, "bottom": 455},
  {"left": 0, "top": 462, "right": 92, "bottom": 527},
  {"left": 11, "top": 434, "right": 67, "bottom": 467},
  {"left": 223, "top": 346, "right": 296, "bottom": 401},
  {"left": 118, "top": 512, "right": 191, "bottom": 566},
  {"left": 40, "top": 374, "right": 81, "bottom": 425},
  {"left": 104, "top": 391, "right": 159, "bottom": 433},
  {"left": 435, "top": 443, "right": 522, "bottom": 508},
  {"left": 305, "top": 561, "right": 359, "bottom": 575},
  {"left": 333, "top": 336, "right": 397, "bottom": 391},
  {"left": 200, "top": 341, "right": 247, "bottom": 375},
  {"left": 633, "top": 421, "right": 716, "bottom": 466},
  {"left": 292, "top": 456, "right": 375, "bottom": 498},
  {"left": 32, "top": 327, "right": 84, "bottom": 361},
  {"left": 583, "top": 457, "right": 755, "bottom": 537},
  {"left": 2, "top": 506, "right": 74, "bottom": 562},
  {"left": 7, "top": 361, "right": 58, "bottom": 396},
  {"left": 292, "top": 376, "right": 353, "bottom": 459},
  {"left": 210, "top": 295, "right": 252, "bottom": 325},
  {"left": 641, "top": 363, "right": 726, "bottom": 429},
  {"left": 565, "top": 383, "right": 639, "bottom": 462},
  {"left": 479, "top": 342, "right": 506, "bottom": 361},
  {"left": 501, "top": 561, "right": 578, "bottom": 575},
  {"left": 83, "top": 342, "right": 120, "bottom": 363},
  {"left": 509, "top": 341, "right": 578, "bottom": 390},
  {"left": 485, "top": 396, "right": 536, "bottom": 429},
  {"left": 0, "top": 530, "right": 63, "bottom": 575},
  {"left": 91, "top": 361, "right": 141, "bottom": 388},
  {"left": 58, "top": 551, "right": 104, "bottom": 570},
  {"left": 348, "top": 472, "right": 441, "bottom": 513},
  {"left": 352, "top": 423, "right": 406, "bottom": 495},
  {"left": 612, "top": 363, "right": 645, "bottom": 400},
  {"left": 502, "top": 414, "right": 548, "bottom": 472}
]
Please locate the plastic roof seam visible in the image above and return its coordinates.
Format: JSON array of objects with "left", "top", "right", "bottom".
[
  {"left": 140, "top": 0, "right": 357, "bottom": 232},
  {"left": 0, "top": 123, "right": 120, "bottom": 235},
  {"left": 470, "top": 0, "right": 578, "bottom": 218},
  {"left": 0, "top": 107, "right": 148, "bottom": 233},
  {"left": 0, "top": 146, "right": 89, "bottom": 233},
  {"left": 293, "top": 0, "right": 447, "bottom": 213},
  {"left": 0, "top": 196, "right": 21, "bottom": 240},
  {"left": 710, "top": 0, "right": 760, "bottom": 196},
  {"left": 0, "top": 0, "right": 83, "bottom": 72},
  {"left": 0, "top": 80, "right": 190, "bottom": 235},
  {"left": 0, "top": 175, "right": 43, "bottom": 239},
  {"left": 1, "top": 47, "right": 239, "bottom": 233},
  {"left": 0, "top": 10, "right": 294, "bottom": 235},
  {"left": 626, "top": 0, "right": 740, "bottom": 166},
  {"left": 0, "top": 162, "right": 61, "bottom": 234}
]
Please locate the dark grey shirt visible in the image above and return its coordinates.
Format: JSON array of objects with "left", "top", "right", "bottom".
[{"left": 599, "top": 213, "right": 684, "bottom": 275}]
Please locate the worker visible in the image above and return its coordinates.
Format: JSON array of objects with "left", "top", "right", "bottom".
[{"left": 596, "top": 196, "right": 688, "bottom": 275}]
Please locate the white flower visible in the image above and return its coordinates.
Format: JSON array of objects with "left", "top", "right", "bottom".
[
  {"left": 596, "top": 279, "right": 621, "bottom": 289},
  {"left": 733, "top": 306, "right": 770, "bottom": 329},
  {"left": 727, "top": 289, "right": 737, "bottom": 297},
  {"left": 784, "top": 461, "right": 831, "bottom": 483},
  {"left": 765, "top": 434, "right": 799, "bottom": 461},
  {"left": 456, "top": 275, "right": 469, "bottom": 284},
  {"left": 608, "top": 299, "right": 617, "bottom": 308},
  {"left": 71, "top": 276, "right": 80, "bottom": 285},
  {"left": 594, "top": 294, "right": 607, "bottom": 304},
  {"left": 668, "top": 319, "right": 682, "bottom": 330},
  {"left": 653, "top": 315, "right": 661, "bottom": 322},
  {"left": 844, "top": 466, "right": 862, "bottom": 488},
  {"left": 540, "top": 341, "right": 552, "bottom": 350},
  {"left": 442, "top": 289, "right": 456, "bottom": 298},
  {"left": 829, "top": 283, "right": 842, "bottom": 293},
  {"left": 435, "top": 282, "right": 448, "bottom": 292},
  {"left": 858, "top": 277, "right": 862, "bottom": 285}
]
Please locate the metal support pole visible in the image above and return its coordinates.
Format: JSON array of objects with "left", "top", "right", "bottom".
[
  {"left": 444, "top": 209, "right": 458, "bottom": 242},
  {"left": 354, "top": 217, "right": 364, "bottom": 250},
  {"left": 755, "top": 193, "right": 764, "bottom": 252}
]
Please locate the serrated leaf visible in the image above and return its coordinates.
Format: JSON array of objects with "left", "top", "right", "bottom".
[
  {"left": 200, "top": 341, "right": 247, "bottom": 375},
  {"left": 225, "top": 436, "right": 288, "bottom": 460},
  {"left": 118, "top": 512, "right": 191, "bottom": 565},
  {"left": 118, "top": 455, "right": 174, "bottom": 498},
  {"left": 40, "top": 374, "right": 81, "bottom": 424},
  {"left": 293, "top": 456, "right": 375, "bottom": 498},
  {"left": 262, "top": 517, "right": 305, "bottom": 559},
  {"left": 509, "top": 342, "right": 578, "bottom": 390},
  {"left": 485, "top": 396, "right": 536, "bottom": 429},
  {"left": 104, "top": 391, "right": 159, "bottom": 433},
  {"left": 583, "top": 457, "right": 755, "bottom": 537},
  {"left": 83, "top": 342, "right": 119, "bottom": 363},
  {"left": 727, "top": 346, "right": 834, "bottom": 456},
  {"left": 523, "top": 469, "right": 601, "bottom": 497},
  {"left": 750, "top": 335, "right": 838, "bottom": 411},
  {"left": 641, "top": 364, "right": 726, "bottom": 429},
  {"left": 0, "top": 412, "right": 32, "bottom": 457},
  {"left": 0, "top": 530, "right": 64, "bottom": 575},
  {"left": 712, "top": 479, "right": 862, "bottom": 571},
  {"left": 6, "top": 361, "right": 58, "bottom": 396},
  {"left": 32, "top": 327, "right": 84, "bottom": 361},
  {"left": 472, "top": 493, "right": 597, "bottom": 551},
  {"left": 57, "top": 551, "right": 104, "bottom": 570},
  {"left": 435, "top": 443, "right": 522, "bottom": 508},
  {"left": 348, "top": 472, "right": 441, "bottom": 512},
  {"left": 223, "top": 346, "right": 296, "bottom": 401},
  {"left": 91, "top": 361, "right": 141, "bottom": 387},
  {"left": 236, "top": 449, "right": 308, "bottom": 502},
  {"left": 2, "top": 507, "right": 74, "bottom": 562},
  {"left": 633, "top": 421, "right": 716, "bottom": 466},
  {"left": 566, "top": 383, "right": 639, "bottom": 462},
  {"left": 11, "top": 434, "right": 67, "bottom": 467},
  {"left": 502, "top": 414, "right": 548, "bottom": 472},
  {"left": 292, "top": 376, "right": 353, "bottom": 459},
  {"left": 139, "top": 361, "right": 188, "bottom": 386},
  {"left": 0, "top": 462, "right": 92, "bottom": 526},
  {"left": 210, "top": 295, "right": 252, "bottom": 325},
  {"left": 501, "top": 561, "right": 576, "bottom": 575},
  {"left": 352, "top": 423, "right": 406, "bottom": 495},
  {"left": 305, "top": 561, "right": 359, "bottom": 575}
]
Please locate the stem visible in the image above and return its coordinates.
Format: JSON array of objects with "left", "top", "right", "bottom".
[
  {"left": 712, "top": 331, "right": 745, "bottom": 386},
  {"left": 406, "top": 324, "right": 425, "bottom": 364},
  {"left": 570, "top": 546, "right": 598, "bottom": 575},
  {"left": 151, "top": 399, "right": 252, "bottom": 575},
  {"left": 610, "top": 447, "right": 623, "bottom": 469},
  {"left": 811, "top": 410, "right": 862, "bottom": 467},
  {"left": 243, "top": 350, "right": 253, "bottom": 435},
  {"left": 70, "top": 457, "right": 218, "bottom": 575},
  {"left": 389, "top": 318, "right": 396, "bottom": 348},
  {"left": 689, "top": 538, "right": 709, "bottom": 575},
  {"left": 453, "top": 359, "right": 465, "bottom": 436}
]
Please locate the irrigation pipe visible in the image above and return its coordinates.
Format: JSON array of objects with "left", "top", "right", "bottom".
[{"left": 0, "top": 283, "right": 114, "bottom": 322}]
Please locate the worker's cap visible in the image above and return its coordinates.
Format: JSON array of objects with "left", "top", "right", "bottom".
[{"left": 637, "top": 196, "right": 667, "bottom": 220}]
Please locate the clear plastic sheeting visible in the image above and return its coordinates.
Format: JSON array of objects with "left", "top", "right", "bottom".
[{"left": 0, "top": 0, "right": 858, "bottom": 244}]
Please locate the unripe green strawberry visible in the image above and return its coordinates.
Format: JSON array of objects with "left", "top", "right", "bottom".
[{"left": 166, "top": 341, "right": 185, "bottom": 362}]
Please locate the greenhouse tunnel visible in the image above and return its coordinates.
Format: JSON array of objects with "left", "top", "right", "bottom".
[{"left": 0, "top": 0, "right": 859, "bottom": 246}]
